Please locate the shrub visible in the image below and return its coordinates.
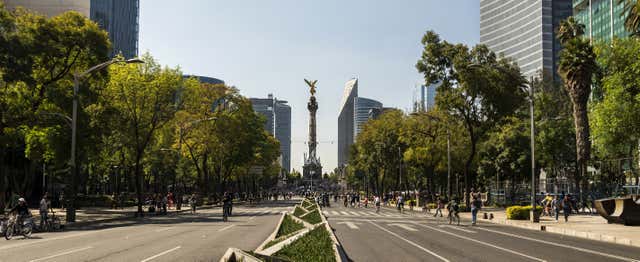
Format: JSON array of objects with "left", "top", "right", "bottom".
[
  {"left": 301, "top": 209, "right": 322, "bottom": 224},
  {"left": 506, "top": 205, "right": 543, "bottom": 220},
  {"left": 293, "top": 206, "right": 307, "bottom": 217},
  {"left": 274, "top": 226, "right": 336, "bottom": 262},
  {"left": 277, "top": 214, "right": 304, "bottom": 238}
]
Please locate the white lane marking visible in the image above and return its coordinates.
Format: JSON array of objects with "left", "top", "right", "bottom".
[
  {"left": 475, "top": 227, "right": 640, "bottom": 262},
  {"left": 337, "top": 222, "right": 361, "bottom": 229},
  {"left": 29, "top": 246, "right": 93, "bottom": 262},
  {"left": 388, "top": 223, "right": 419, "bottom": 232},
  {"left": 367, "top": 221, "right": 449, "bottom": 262},
  {"left": 249, "top": 216, "right": 256, "bottom": 220},
  {"left": 412, "top": 223, "right": 546, "bottom": 262},
  {"left": 438, "top": 225, "right": 477, "bottom": 233},
  {"left": 154, "top": 227, "right": 173, "bottom": 232},
  {"left": 140, "top": 246, "right": 181, "bottom": 262},
  {"left": 0, "top": 230, "right": 101, "bottom": 251},
  {"left": 330, "top": 211, "right": 340, "bottom": 216},
  {"left": 347, "top": 211, "right": 359, "bottom": 216},
  {"left": 218, "top": 224, "right": 235, "bottom": 232},
  {"left": 340, "top": 211, "right": 350, "bottom": 216}
]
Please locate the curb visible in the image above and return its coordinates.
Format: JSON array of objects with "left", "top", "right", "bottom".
[{"left": 475, "top": 213, "right": 640, "bottom": 249}]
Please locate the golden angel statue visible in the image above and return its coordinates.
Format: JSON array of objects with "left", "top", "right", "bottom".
[{"left": 304, "top": 79, "right": 318, "bottom": 96}]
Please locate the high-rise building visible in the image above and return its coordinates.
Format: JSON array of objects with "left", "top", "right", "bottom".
[
  {"left": 90, "top": 0, "right": 139, "bottom": 58},
  {"left": 354, "top": 97, "right": 382, "bottom": 140},
  {"left": 337, "top": 78, "right": 385, "bottom": 166},
  {"left": 184, "top": 75, "right": 225, "bottom": 85},
  {"left": 337, "top": 79, "right": 358, "bottom": 167},
  {"left": 250, "top": 94, "right": 291, "bottom": 172},
  {"left": 4, "top": 0, "right": 139, "bottom": 59},
  {"left": 573, "top": 0, "right": 631, "bottom": 43},
  {"left": 3, "top": 0, "right": 90, "bottom": 17},
  {"left": 480, "top": 0, "right": 573, "bottom": 81}
]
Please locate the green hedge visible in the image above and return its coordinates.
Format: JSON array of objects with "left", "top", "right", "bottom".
[
  {"left": 506, "top": 205, "right": 543, "bottom": 220},
  {"left": 277, "top": 214, "right": 304, "bottom": 238},
  {"left": 301, "top": 209, "right": 322, "bottom": 225},
  {"left": 293, "top": 206, "right": 307, "bottom": 217},
  {"left": 274, "top": 226, "right": 336, "bottom": 262}
]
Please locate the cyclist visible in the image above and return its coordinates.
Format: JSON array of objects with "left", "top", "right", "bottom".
[
  {"left": 10, "top": 198, "right": 30, "bottom": 227},
  {"left": 446, "top": 197, "right": 460, "bottom": 225}
]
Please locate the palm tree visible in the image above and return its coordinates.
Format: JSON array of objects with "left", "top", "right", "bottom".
[
  {"left": 557, "top": 17, "right": 598, "bottom": 197},
  {"left": 619, "top": 0, "right": 640, "bottom": 35}
]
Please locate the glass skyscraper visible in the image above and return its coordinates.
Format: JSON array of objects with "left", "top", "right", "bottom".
[
  {"left": 480, "top": 0, "right": 572, "bottom": 81},
  {"left": 90, "top": 0, "right": 139, "bottom": 58},
  {"left": 337, "top": 78, "right": 384, "bottom": 166},
  {"left": 250, "top": 94, "right": 291, "bottom": 172},
  {"left": 573, "top": 0, "right": 631, "bottom": 43},
  {"left": 4, "top": 0, "right": 140, "bottom": 59},
  {"left": 337, "top": 79, "right": 358, "bottom": 167},
  {"left": 354, "top": 97, "right": 383, "bottom": 140}
]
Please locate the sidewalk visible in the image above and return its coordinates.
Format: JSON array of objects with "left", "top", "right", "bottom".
[{"left": 460, "top": 208, "right": 640, "bottom": 248}]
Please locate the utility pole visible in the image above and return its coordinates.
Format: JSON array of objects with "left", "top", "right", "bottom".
[{"left": 530, "top": 76, "right": 538, "bottom": 223}]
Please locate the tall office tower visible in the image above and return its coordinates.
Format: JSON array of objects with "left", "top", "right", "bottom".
[
  {"left": 3, "top": 0, "right": 90, "bottom": 17},
  {"left": 90, "top": 0, "right": 139, "bottom": 58},
  {"left": 480, "top": 0, "right": 573, "bottom": 81},
  {"left": 573, "top": 0, "right": 631, "bottom": 42},
  {"left": 4, "top": 0, "right": 139, "bottom": 59},
  {"left": 337, "top": 78, "right": 358, "bottom": 167},
  {"left": 353, "top": 97, "right": 383, "bottom": 140},
  {"left": 250, "top": 94, "right": 291, "bottom": 172}
]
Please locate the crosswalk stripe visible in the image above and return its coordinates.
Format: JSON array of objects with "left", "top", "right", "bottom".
[
  {"left": 331, "top": 211, "right": 340, "bottom": 216},
  {"left": 340, "top": 211, "right": 350, "bottom": 216}
]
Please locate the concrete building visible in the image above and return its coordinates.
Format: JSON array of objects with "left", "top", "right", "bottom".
[
  {"left": 354, "top": 97, "right": 382, "bottom": 140},
  {"left": 573, "top": 0, "right": 631, "bottom": 42},
  {"left": 250, "top": 94, "right": 291, "bottom": 172},
  {"left": 480, "top": 0, "right": 573, "bottom": 81},
  {"left": 414, "top": 83, "right": 438, "bottom": 112},
  {"left": 5, "top": 0, "right": 139, "bottom": 59}
]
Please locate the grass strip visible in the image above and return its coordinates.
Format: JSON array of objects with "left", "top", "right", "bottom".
[
  {"left": 293, "top": 206, "right": 306, "bottom": 217},
  {"left": 277, "top": 214, "right": 305, "bottom": 238},
  {"left": 274, "top": 226, "right": 336, "bottom": 262},
  {"left": 300, "top": 209, "right": 322, "bottom": 225}
]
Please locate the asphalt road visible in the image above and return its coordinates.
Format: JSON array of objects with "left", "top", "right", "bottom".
[
  {"left": 323, "top": 203, "right": 640, "bottom": 262},
  {"left": 0, "top": 200, "right": 295, "bottom": 262}
]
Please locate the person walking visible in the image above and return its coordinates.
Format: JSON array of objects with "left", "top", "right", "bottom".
[
  {"left": 39, "top": 192, "right": 50, "bottom": 230},
  {"left": 470, "top": 188, "right": 481, "bottom": 225},
  {"left": 59, "top": 192, "right": 65, "bottom": 210},
  {"left": 397, "top": 195, "right": 404, "bottom": 214},
  {"left": 447, "top": 197, "right": 460, "bottom": 225},
  {"left": 562, "top": 194, "right": 573, "bottom": 222},
  {"left": 434, "top": 197, "right": 444, "bottom": 217},
  {"left": 374, "top": 195, "right": 381, "bottom": 213},
  {"left": 551, "top": 195, "right": 561, "bottom": 222},
  {"left": 190, "top": 193, "right": 197, "bottom": 214}
]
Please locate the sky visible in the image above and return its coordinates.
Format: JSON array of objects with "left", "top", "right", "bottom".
[{"left": 138, "top": 0, "right": 480, "bottom": 173}]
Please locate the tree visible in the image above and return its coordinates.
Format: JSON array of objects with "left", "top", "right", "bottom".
[
  {"left": 416, "top": 30, "right": 527, "bottom": 208},
  {"left": 557, "top": 17, "right": 598, "bottom": 196},
  {"left": 592, "top": 38, "right": 640, "bottom": 185},
  {"left": 619, "top": 0, "right": 640, "bottom": 35},
  {"left": 102, "top": 54, "right": 184, "bottom": 216}
]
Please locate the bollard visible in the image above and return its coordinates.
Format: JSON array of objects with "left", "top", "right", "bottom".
[
  {"left": 541, "top": 225, "right": 546, "bottom": 231},
  {"left": 489, "top": 213, "right": 494, "bottom": 220},
  {"left": 483, "top": 212, "right": 488, "bottom": 219}
]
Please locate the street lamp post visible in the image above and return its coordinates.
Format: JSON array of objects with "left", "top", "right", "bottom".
[
  {"left": 67, "top": 57, "right": 144, "bottom": 223},
  {"left": 528, "top": 76, "right": 538, "bottom": 223}
]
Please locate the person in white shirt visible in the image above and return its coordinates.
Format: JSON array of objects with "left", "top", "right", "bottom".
[{"left": 40, "top": 192, "right": 50, "bottom": 229}]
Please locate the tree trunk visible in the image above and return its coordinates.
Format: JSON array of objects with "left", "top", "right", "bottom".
[
  {"left": 134, "top": 151, "right": 144, "bottom": 216},
  {"left": 572, "top": 98, "right": 590, "bottom": 201}
]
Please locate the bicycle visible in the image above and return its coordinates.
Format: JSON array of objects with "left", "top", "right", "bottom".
[{"left": 40, "top": 208, "right": 62, "bottom": 232}]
